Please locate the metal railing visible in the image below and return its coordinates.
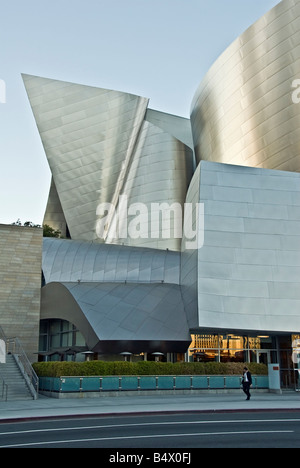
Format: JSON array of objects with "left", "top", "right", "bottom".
[
  {"left": 0, "top": 326, "right": 8, "bottom": 400},
  {"left": 0, "top": 326, "right": 39, "bottom": 399},
  {"left": 0, "top": 377, "right": 8, "bottom": 401},
  {"left": 6, "top": 338, "right": 39, "bottom": 399}
]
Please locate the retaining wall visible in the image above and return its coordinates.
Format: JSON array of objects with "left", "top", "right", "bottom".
[{"left": 39, "top": 374, "right": 269, "bottom": 398}]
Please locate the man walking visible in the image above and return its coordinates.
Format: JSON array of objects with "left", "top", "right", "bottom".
[{"left": 242, "top": 366, "right": 252, "bottom": 400}]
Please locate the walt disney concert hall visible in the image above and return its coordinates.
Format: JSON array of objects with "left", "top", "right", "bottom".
[{"left": 21, "top": 0, "right": 300, "bottom": 386}]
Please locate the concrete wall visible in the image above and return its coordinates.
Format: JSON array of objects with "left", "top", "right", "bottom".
[{"left": 0, "top": 224, "right": 43, "bottom": 361}]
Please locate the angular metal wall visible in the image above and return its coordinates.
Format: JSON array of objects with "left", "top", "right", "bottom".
[
  {"left": 182, "top": 161, "right": 300, "bottom": 334},
  {"left": 23, "top": 74, "right": 148, "bottom": 243},
  {"left": 23, "top": 75, "right": 194, "bottom": 251},
  {"left": 43, "top": 178, "right": 67, "bottom": 238}
]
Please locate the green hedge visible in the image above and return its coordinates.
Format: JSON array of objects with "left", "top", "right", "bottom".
[{"left": 33, "top": 361, "right": 268, "bottom": 378}]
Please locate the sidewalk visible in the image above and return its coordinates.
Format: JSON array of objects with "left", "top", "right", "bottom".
[{"left": 0, "top": 391, "right": 300, "bottom": 422}]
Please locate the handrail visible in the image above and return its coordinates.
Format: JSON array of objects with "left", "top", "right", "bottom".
[
  {"left": 6, "top": 338, "right": 39, "bottom": 399},
  {"left": 1, "top": 377, "right": 8, "bottom": 401},
  {"left": 0, "top": 326, "right": 8, "bottom": 400}
]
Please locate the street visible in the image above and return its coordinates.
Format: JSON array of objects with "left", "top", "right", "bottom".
[{"left": 0, "top": 411, "right": 299, "bottom": 449}]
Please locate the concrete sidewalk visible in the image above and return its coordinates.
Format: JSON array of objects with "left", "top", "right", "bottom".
[{"left": 0, "top": 391, "right": 300, "bottom": 422}]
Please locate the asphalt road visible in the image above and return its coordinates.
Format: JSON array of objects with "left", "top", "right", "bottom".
[{"left": 0, "top": 411, "right": 299, "bottom": 450}]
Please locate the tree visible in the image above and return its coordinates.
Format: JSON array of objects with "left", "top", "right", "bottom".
[
  {"left": 42, "top": 224, "right": 61, "bottom": 238},
  {"left": 11, "top": 219, "right": 41, "bottom": 228},
  {"left": 11, "top": 220, "right": 61, "bottom": 238}
]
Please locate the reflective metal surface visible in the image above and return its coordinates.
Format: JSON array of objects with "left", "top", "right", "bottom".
[
  {"left": 182, "top": 161, "right": 300, "bottom": 334},
  {"left": 43, "top": 178, "right": 67, "bottom": 237},
  {"left": 42, "top": 237, "right": 180, "bottom": 285},
  {"left": 22, "top": 0, "right": 300, "bottom": 354},
  {"left": 191, "top": 0, "right": 300, "bottom": 172},
  {"left": 23, "top": 75, "right": 193, "bottom": 251},
  {"left": 41, "top": 238, "right": 186, "bottom": 352},
  {"left": 107, "top": 120, "right": 193, "bottom": 250},
  {"left": 41, "top": 281, "right": 190, "bottom": 353}
]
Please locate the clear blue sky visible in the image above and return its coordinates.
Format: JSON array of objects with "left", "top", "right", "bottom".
[{"left": 0, "top": 0, "right": 279, "bottom": 225}]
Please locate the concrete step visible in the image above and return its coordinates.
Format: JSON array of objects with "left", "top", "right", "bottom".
[{"left": 0, "top": 355, "right": 33, "bottom": 400}]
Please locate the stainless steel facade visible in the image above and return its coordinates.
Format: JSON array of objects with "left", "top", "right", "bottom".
[
  {"left": 181, "top": 161, "right": 300, "bottom": 335},
  {"left": 41, "top": 281, "right": 190, "bottom": 354},
  {"left": 41, "top": 238, "right": 189, "bottom": 352},
  {"left": 23, "top": 74, "right": 193, "bottom": 251},
  {"left": 191, "top": 0, "right": 300, "bottom": 173},
  {"left": 42, "top": 238, "right": 180, "bottom": 285},
  {"left": 22, "top": 0, "right": 300, "bottom": 357}
]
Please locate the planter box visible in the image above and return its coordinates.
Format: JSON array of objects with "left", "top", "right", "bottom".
[{"left": 38, "top": 374, "right": 269, "bottom": 397}]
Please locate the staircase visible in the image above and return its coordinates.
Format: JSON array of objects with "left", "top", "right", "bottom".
[{"left": 0, "top": 354, "right": 35, "bottom": 401}]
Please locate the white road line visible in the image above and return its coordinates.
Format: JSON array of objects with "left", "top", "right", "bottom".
[
  {"left": 0, "top": 430, "right": 294, "bottom": 448},
  {"left": 0, "top": 418, "right": 299, "bottom": 437}
]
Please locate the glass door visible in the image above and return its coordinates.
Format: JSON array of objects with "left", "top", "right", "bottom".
[{"left": 257, "top": 350, "right": 270, "bottom": 365}]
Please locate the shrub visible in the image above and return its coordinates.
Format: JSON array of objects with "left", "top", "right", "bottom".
[{"left": 33, "top": 360, "right": 268, "bottom": 377}]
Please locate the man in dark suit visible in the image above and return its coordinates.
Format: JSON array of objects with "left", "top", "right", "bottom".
[{"left": 242, "top": 366, "right": 252, "bottom": 400}]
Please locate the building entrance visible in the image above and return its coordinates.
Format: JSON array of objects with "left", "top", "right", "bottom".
[
  {"left": 257, "top": 350, "right": 270, "bottom": 365},
  {"left": 188, "top": 334, "right": 300, "bottom": 389}
]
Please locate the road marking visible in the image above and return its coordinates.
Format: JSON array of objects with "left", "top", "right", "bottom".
[
  {"left": 0, "top": 418, "right": 300, "bottom": 436},
  {"left": 0, "top": 430, "right": 294, "bottom": 448}
]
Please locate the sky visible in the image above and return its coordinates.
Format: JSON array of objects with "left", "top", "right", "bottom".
[{"left": 0, "top": 0, "right": 280, "bottom": 226}]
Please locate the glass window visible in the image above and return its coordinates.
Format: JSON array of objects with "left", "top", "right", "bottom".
[
  {"left": 75, "top": 331, "right": 86, "bottom": 346},
  {"left": 61, "top": 332, "right": 71, "bottom": 347},
  {"left": 61, "top": 321, "right": 72, "bottom": 332},
  {"left": 50, "top": 320, "right": 61, "bottom": 334},
  {"left": 39, "top": 320, "right": 48, "bottom": 334},
  {"left": 278, "top": 335, "right": 292, "bottom": 349},
  {"left": 219, "top": 335, "right": 245, "bottom": 350},
  {"left": 38, "top": 334, "right": 48, "bottom": 352},
  {"left": 250, "top": 336, "right": 276, "bottom": 349},
  {"left": 188, "top": 334, "right": 220, "bottom": 362},
  {"left": 39, "top": 319, "right": 87, "bottom": 361},
  {"left": 50, "top": 334, "right": 60, "bottom": 348},
  {"left": 220, "top": 349, "right": 246, "bottom": 363},
  {"left": 188, "top": 333, "right": 278, "bottom": 364}
]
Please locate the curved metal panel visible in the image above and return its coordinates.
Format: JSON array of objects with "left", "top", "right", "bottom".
[
  {"left": 191, "top": 0, "right": 300, "bottom": 172},
  {"left": 42, "top": 238, "right": 181, "bottom": 285},
  {"left": 41, "top": 281, "right": 191, "bottom": 353},
  {"left": 107, "top": 121, "right": 194, "bottom": 251},
  {"left": 41, "top": 282, "right": 100, "bottom": 350}
]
